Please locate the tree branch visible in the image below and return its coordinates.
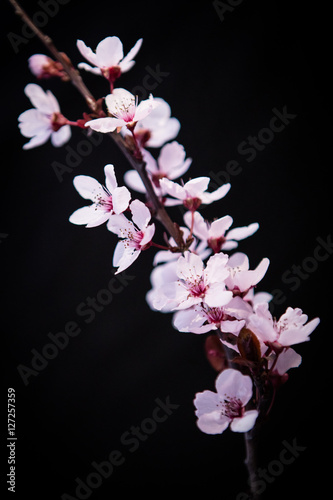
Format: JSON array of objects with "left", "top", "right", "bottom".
[{"left": 8, "top": 0, "right": 185, "bottom": 249}]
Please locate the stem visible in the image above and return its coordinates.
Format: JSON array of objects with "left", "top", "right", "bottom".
[
  {"left": 244, "top": 432, "right": 260, "bottom": 500},
  {"left": 8, "top": 0, "right": 185, "bottom": 249},
  {"left": 8, "top": 0, "right": 98, "bottom": 113}
]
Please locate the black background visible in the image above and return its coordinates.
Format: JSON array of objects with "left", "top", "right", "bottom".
[{"left": 1, "top": 0, "right": 331, "bottom": 499}]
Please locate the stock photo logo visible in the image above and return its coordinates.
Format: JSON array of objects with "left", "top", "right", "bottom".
[{"left": 7, "top": 0, "right": 72, "bottom": 54}]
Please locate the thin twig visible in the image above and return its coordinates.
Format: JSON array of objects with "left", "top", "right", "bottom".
[
  {"left": 244, "top": 432, "right": 260, "bottom": 500},
  {"left": 8, "top": 0, "right": 185, "bottom": 249}
]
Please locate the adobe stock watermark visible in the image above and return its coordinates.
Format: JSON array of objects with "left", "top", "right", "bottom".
[
  {"left": 51, "top": 130, "right": 105, "bottom": 183},
  {"left": 7, "top": 0, "right": 72, "bottom": 54},
  {"left": 213, "top": 0, "right": 245, "bottom": 23},
  {"left": 208, "top": 105, "right": 297, "bottom": 189},
  {"left": 61, "top": 396, "right": 180, "bottom": 499},
  {"left": 269, "top": 233, "right": 332, "bottom": 315},
  {"left": 17, "top": 269, "right": 135, "bottom": 386},
  {"left": 236, "top": 437, "right": 307, "bottom": 499},
  {"left": 131, "top": 64, "right": 170, "bottom": 101}
]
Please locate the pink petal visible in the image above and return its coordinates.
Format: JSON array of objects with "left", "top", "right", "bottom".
[
  {"left": 210, "top": 215, "right": 233, "bottom": 237},
  {"left": 104, "top": 164, "right": 118, "bottom": 192},
  {"left": 159, "top": 178, "right": 186, "bottom": 200},
  {"left": 130, "top": 199, "right": 151, "bottom": 229},
  {"left": 95, "top": 36, "right": 123, "bottom": 68},
  {"left": 134, "top": 95, "right": 159, "bottom": 122},
  {"left": 51, "top": 125, "right": 71, "bottom": 147},
  {"left": 227, "top": 222, "right": 259, "bottom": 241},
  {"left": 196, "top": 412, "right": 230, "bottom": 435},
  {"left": 112, "top": 186, "right": 131, "bottom": 214},
  {"left": 119, "top": 38, "right": 143, "bottom": 72},
  {"left": 73, "top": 175, "right": 104, "bottom": 200},
  {"left": 76, "top": 39, "right": 98, "bottom": 66},
  {"left": 86, "top": 117, "right": 123, "bottom": 133},
  {"left": 200, "top": 183, "right": 231, "bottom": 204},
  {"left": 184, "top": 177, "right": 210, "bottom": 197},
  {"left": 215, "top": 369, "right": 253, "bottom": 405},
  {"left": 230, "top": 410, "right": 258, "bottom": 432}
]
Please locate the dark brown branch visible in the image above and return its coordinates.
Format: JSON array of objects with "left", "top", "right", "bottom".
[
  {"left": 8, "top": 0, "right": 185, "bottom": 249},
  {"left": 244, "top": 432, "right": 260, "bottom": 500}
]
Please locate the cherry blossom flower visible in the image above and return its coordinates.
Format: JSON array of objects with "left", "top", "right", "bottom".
[
  {"left": 194, "top": 368, "right": 258, "bottom": 434},
  {"left": 124, "top": 141, "right": 192, "bottom": 195},
  {"left": 77, "top": 36, "right": 142, "bottom": 87},
  {"left": 85, "top": 88, "right": 158, "bottom": 133},
  {"left": 69, "top": 164, "right": 131, "bottom": 227},
  {"left": 107, "top": 199, "right": 155, "bottom": 274},
  {"left": 18, "top": 84, "right": 71, "bottom": 149},
  {"left": 183, "top": 211, "right": 259, "bottom": 252},
  {"left": 28, "top": 54, "right": 69, "bottom": 80},
  {"left": 226, "top": 252, "right": 270, "bottom": 296},
  {"left": 125, "top": 98, "right": 180, "bottom": 148},
  {"left": 160, "top": 177, "right": 231, "bottom": 209},
  {"left": 248, "top": 303, "right": 320, "bottom": 348},
  {"left": 151, "top": 251, "right": 233, "bottom": 312},
  {"left": 172, "top": 298, "right": 248, "bottom": 335}
]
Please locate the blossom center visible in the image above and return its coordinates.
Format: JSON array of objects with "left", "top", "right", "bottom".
[
  {"left": 221, "top": 397, "right": 244, "bottom": 419},
  {"left": 183, "top": 197, "right": 202, "bottom": 212},
  {"left": 51, "top": 112, "right": 68, "bottom": 132},
  {"left": 203, "top": 306, "right": 225, "bottom": 325},
  {"left": 189, "top": 278, "right": 207, "bottom": 298},
  {"left": 102, "top": 65, "right": 122, "bottom": 83},
  {"left": 208, "top": 236, "right": 225, "bottom": 254},
  {"left": 93, "top": 187, "right": 113, "bottom": 213},
  {"left": 111, "top": 95, "right": 137, "bottom": 122}
]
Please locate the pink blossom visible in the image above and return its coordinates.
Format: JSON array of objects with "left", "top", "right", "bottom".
[
  {"left": 226, "top": 252, "right": 270, "bottom": 296},
  {"left": 194, "top": 368, "right": 258, "bottom": 434},
  {"left": 18, "top": 84, "right": 71, "bottom": 149},
  {"left": 124, "top": 141, "right": 192, "bottom": 195},
  {"left": 77, "top": 36, "right": 142, "bottom": 85},
  {"left": 86, "top": 88, "right": 158, "bottom": 133},
  {"left": 248, "top": 303, "right": 320, "bottom": 348},
  {"left": 184, "top": 211, "right": 259, "bottom": 252},
  {"left": 69, "top": 164, "right": 131, "bottom": 227},
  {"left": 28, "top": 54, "right": 69, "bottom": 80},
  {"left": 160, "top": 177, "right": 231, "bottom": 210},
  {"left": 172, "top": 298, "right": 247, "bottom": 335},
  {"left": 151, "top": 252, "right": 233, "bottom": 311},
  {"left": 107, "top": 200, "right": 155, "bottom": 274}
]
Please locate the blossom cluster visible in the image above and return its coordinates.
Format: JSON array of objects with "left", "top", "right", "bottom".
[{"left": 18, "top": 34, "right": 320, "bottom": 437}]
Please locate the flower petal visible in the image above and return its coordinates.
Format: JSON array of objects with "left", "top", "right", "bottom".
[
  {"left": 123, "top": 170, "right": 146, "bottom": 193},
  {"left": 85, "top": 117, "right": 122, "bottom": 133},
  {"left": 69, "top": 205, "right": 108, "bottom": 227},
  {"left": 200, "top": 183, "right": 231, "bottom": 204},
  {"left": 73, "top": 175, "right": 104, "bottom": 200},
  {"left": 215, "top": 369, "right": 253, "bottom": 405},
  {"left": 196, "top": 411, "right": 230, "bottom": 435},
  {"left": 112, "top": 186, "right": 131, "bottom": 214},
  {"left": 77, "top": 39, "right": 98, "bottom": 66},
  {"left": 51, "top": 125, "right": 71, "bottom": 147},
  {"left": 104, "top": 164, "right": 117, "bottom": 192},
  {"left": 230, "top": 410, "right": 258, "bottom": 432},
  {"left": 227, "top": 222, "right": 259, "bottom": 241},
  {"left": 24, "top": 84, "right": 60, "bottom": 114},
  {"left": 95, "top": 36, "right": 123, "bottom": 68},
  {"left": 130, "top": 199, "right": 151, "bottom": 229},
  {"left": 119, "top": 38, "right": 143, "bottom": 72}
]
